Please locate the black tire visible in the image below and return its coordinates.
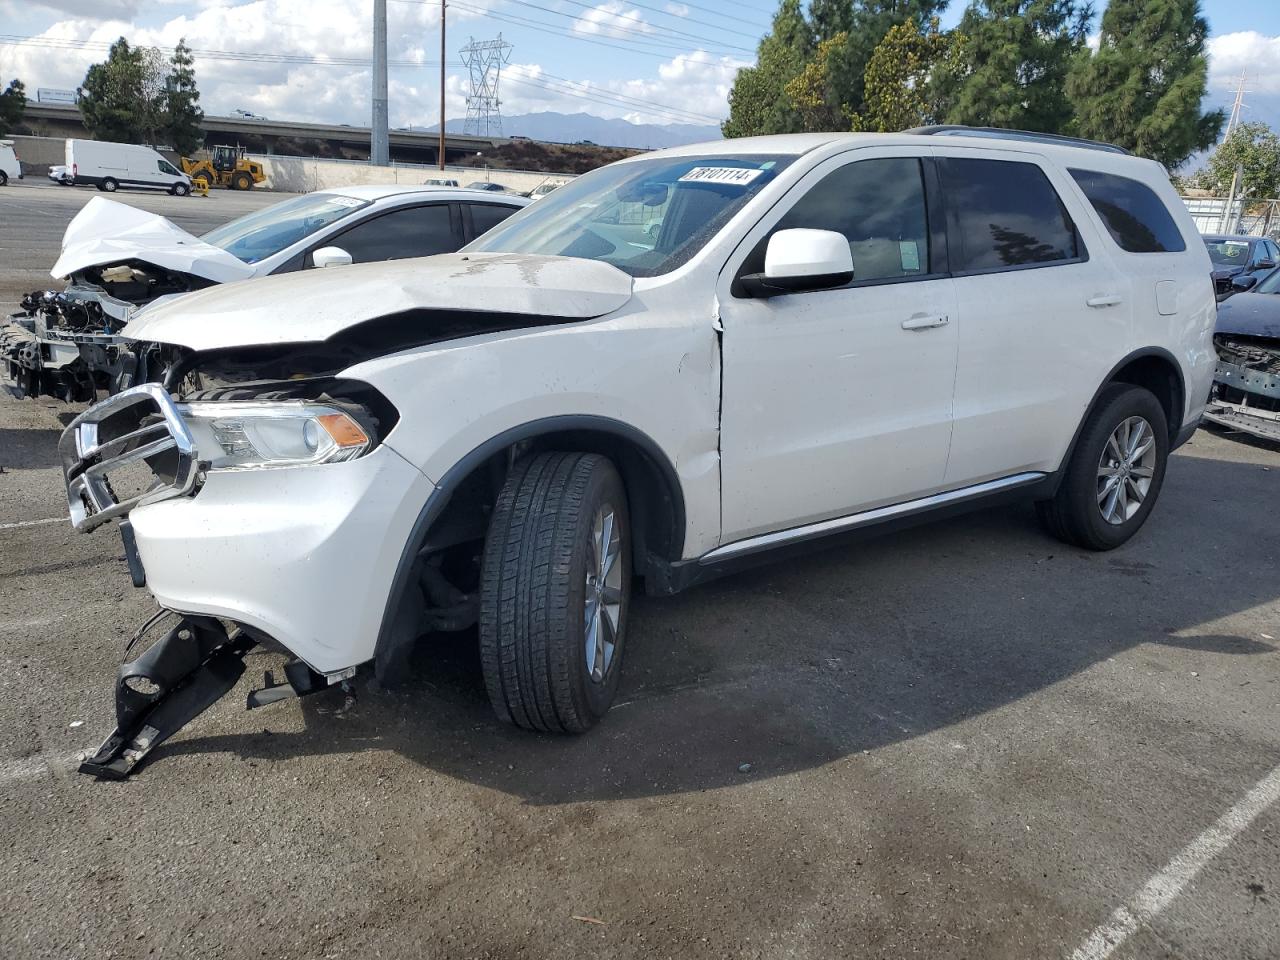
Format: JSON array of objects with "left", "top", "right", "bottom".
[
  {"left": 0, "top": 170, "right": 7, "bottom": 186},
  {"left": 193, "top": 173, "right": 211, "bottom": 189},
  {"left": 171, "top": 181, "right": 190, "bottom": 196},
  {"left": 232, "top": 172, "right": 252, "bottom": 191},
  {"left": 102, "top": 177, "right": 118, "bottom": 193},
  {"left": 479, "top": 452, "right": 632, "bottom": 733},
  {"left": 1036, "top": 383, "right": 1169, "bottom": 550}
]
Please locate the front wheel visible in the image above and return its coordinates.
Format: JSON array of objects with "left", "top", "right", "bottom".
[
  {"left": 1036, "top": 383, "right": 1169, "bottom": 550},
  {"left": 0, "top": 170, "right": 7, "bottom": 186},
  {"left": 479, "top": 452, "right": 632, "bottom": 733},
  {"left": 171, "top": 181, "right": 190, "bottom": 196}
]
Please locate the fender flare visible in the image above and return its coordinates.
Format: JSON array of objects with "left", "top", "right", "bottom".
[{"left": 373, "top": 415, "right": 686, "bottom": 681}]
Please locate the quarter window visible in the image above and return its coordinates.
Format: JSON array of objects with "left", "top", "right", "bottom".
[
  {"left": 324, "top": 204, "right": 458, "bottom": 264},
  {"left": 939, "top": 157, "right": 1079, "bottom": 271},
  {"left": 772, "top": 157, "right": 931, "bottom": 283},
  {"left": 1068, "top": 169, "right": 1186, "bottom": 253}
]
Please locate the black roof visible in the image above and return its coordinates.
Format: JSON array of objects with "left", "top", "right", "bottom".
[{"left": 906, "top": 125, "right": 1130, "bottom": 155}]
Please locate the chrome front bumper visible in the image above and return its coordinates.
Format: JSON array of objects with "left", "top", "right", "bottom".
[{"left": 59, "top": 383, "right": 200, "bottom": 532}]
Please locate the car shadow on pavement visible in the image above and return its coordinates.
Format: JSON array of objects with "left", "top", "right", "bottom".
[{"left": 155, "top": 446, "right": 1279, "bottom": 803}]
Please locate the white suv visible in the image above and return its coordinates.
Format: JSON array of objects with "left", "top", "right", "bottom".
[{"left": 61, "top": 129, "right": 1215, "bottom": 778}]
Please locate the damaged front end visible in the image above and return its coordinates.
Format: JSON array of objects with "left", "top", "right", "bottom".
[
  {"left": 1206, "top": 335, "right": 1280, "bottom": 443},
  {"left": 2, "top": 262, "right": 216, "bottom": 401},
  {"left": 62, "top": 371, "right": 396, "bottom": 780}
]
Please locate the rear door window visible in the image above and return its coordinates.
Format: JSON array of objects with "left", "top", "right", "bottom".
[
  {"left": 939, "top": 157, "right": 1079, "bottom": 272},
  {"left": 322, "top": 203, "right": 460, "bottom": 264},
  {"left": 1068, "top": 169, "right": 1186, "bottom": 253}
]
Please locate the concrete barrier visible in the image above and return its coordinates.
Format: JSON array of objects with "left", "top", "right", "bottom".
[{"left": 250, "top": 154, "right": 572, "bottom": 196}]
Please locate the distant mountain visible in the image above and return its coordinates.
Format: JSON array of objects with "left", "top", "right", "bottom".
[{"left": 427, "top": 111, "right": 722, "bottom": 149}]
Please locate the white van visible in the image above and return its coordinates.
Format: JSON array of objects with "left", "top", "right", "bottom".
[
  {"left": 0, "top": 140, "right": 21, "bottom": 186},
  {"left": 66, "top": 139, "right": 192, "bottom": 196}
]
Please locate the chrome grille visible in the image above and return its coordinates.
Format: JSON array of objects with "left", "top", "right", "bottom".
[{"left": 59, "top": 384, "right": 199, "bottom": 532}]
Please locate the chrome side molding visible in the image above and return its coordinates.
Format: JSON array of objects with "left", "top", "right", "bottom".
[{"left": 700, "top": 472, "right": 1047, "bottom": 564}]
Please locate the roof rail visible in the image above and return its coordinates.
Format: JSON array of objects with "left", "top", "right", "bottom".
[{"left": 905, "top": 125, "right": 1131, "bottom": 156}]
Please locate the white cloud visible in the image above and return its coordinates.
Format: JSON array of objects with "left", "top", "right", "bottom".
[
  {"left": 3, "top": 0, "right": 742, "bottom": 131},
  {"left": 1207, "top": 31, "right": 1280, "bottom": 96},
  {"left": 572, "top": 2, "right": 652, "bottom": 41},
  {"left": 664, "top": 2, "right": 690, "bottom": 16}
]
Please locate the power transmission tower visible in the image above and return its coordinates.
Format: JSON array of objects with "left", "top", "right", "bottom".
[
  {"left": 460, "top": 35, "right": 512, "bottom": 137},
  {"left": 1225, "top": 69, "right": 1249, "bottom": 138}
]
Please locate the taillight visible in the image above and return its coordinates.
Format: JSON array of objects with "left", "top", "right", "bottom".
[{"left": 72, "top": 163, "right": 78, "bottom": 176}]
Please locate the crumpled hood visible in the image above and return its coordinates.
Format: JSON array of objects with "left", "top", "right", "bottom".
[
  {"left": 51, "top": 197, "right": 256, "bottom": 284},
  {"left": 1215, "top": 292, "right": 1280, "bottom": 339},
  {"left": 122, "top": 253, "right": 635, "bottom": 351}
]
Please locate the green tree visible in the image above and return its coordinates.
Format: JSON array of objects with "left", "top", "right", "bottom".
[
  {"left": 722, "top": 0, "right": 813, "bottom": 137},
  {"left": 1067, "top": 0, "right": 1222, "bottom": 168},
  {"left": 828, "top": 0, "right": 949, "bottom": 122},
  {"left": 1194, "top": 122, "right": 1280, "bottom": 200},
  {"left": 785, "top": 32, "right": 853, "bottom": 130},
  {"left": 165, "top": 39, "right": 204, "bottom": 154},
  {"left": 850, "top": 17, "right": 957, "bottom": 131},
  {"left": 79, "top": 38, "right": 148, "bottom": 142},
  {"left": 0, "top": 78, "right": 26, "bottom": 137},
  {"left": 934, "top": 0, "right": 1091, "bottom": 133}
]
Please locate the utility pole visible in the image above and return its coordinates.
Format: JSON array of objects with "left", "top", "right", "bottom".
[
  {"left": 372, "top": 0, "right": 389, "bottom": 166},
  {"left": 438, "top": 0, "right": 447, "bottom": 171},
  {"left": 1221, "top": 71, "right": 1249, "bottom": 233}
]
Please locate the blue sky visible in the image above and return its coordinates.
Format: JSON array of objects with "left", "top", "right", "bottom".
[{"left": 0, "top": 0, "right": 1276, "bottom": 136}]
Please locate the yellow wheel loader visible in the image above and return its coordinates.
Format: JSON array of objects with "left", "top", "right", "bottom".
[{"left": 181, "top": 145, "right": 265, "bottom": 191}]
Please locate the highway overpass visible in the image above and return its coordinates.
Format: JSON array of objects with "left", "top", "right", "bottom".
[{"left": 19, "top": 102, "right": 507, "bottom": 165}]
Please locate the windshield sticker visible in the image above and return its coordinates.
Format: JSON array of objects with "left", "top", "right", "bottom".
[
  {"left": 678, "top": 167, "right": 765, "bottom": 186},
  {"left": 328, "top": 196, "right": 364, "bottom": 208}
]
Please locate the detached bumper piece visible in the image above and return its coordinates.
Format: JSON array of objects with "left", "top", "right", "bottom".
[{"left": 80, "top": 615, "right": 255, "bottom": 780}]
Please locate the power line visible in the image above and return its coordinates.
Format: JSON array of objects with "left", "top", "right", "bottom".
[
  {"left": 392, "top": 0, "right": 757, "bottom": 53},
  {"left": 549, "top": 0, "right": 764, "bottom": 42},
  {"left": 445, "top": 0, "right": 744, "bottom": 61},
  {"left": 0, "top": 32, "right": 723, "bottom": 127}
]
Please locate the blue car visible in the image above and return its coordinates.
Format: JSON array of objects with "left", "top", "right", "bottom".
[
  {"left": 1207, "top": 265, "right": 1280, "bottom": 441},
  {"left": 1204, "top": 233, "right": 1280, "bottom": 299}
]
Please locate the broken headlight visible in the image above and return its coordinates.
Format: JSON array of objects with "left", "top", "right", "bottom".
[{"left": 177, "top": 400, "right": 372, "bottom": 470}]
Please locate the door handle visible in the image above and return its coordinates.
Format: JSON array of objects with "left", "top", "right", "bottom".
[
  {"left": 1086, "top": 294, "right": 1123, "bottom": 308},
  {"left": 901, "top": 314, "right": 949, "bottom": 331}
]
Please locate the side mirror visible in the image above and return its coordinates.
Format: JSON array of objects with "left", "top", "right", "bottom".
[
  {"left": 1232, "top": 274, "right": 1259, "bottom": 292},
  {"left": 740, "top": 229, "right": 854, "bottom": 298},
  {"left": 312, "top": 246, "right": 353, "bottom": 269}
]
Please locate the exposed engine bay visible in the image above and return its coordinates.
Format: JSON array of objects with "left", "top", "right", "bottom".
[
  {"left": 2, "top": 262, "right": 215, "bottom": 401},
  {"left": 1205, "top": 334, "right": 1280, "bottom": 443}
]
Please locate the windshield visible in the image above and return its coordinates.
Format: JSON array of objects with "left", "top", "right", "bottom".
[
  {"left": 201, "top": 193, "right": 371, "bottom": 264},
  {"left": 1204, "top": 238, "right": 1252, "bottom": 267},
  {"left": 465, "top": 154, "right": 794, "bottom": 277}
]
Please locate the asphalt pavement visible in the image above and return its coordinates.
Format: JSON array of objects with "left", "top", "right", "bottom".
[{"left": 1, "top": 182, "right": 1278, "bottom": 960}]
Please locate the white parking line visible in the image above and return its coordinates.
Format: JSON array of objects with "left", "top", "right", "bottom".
[
  {"left": 1070, "top": 762, "right": 1280, "bottom": 960},
  {"left": 0, "top": 517, "right": 65, "bottom": 530}
]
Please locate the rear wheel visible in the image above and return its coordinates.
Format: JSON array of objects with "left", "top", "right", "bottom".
[
  {"left": 232, "top": 172, "right": 252, "bottom": 191},
  {"left": 101, "top": 177, "right": 118, "bottom": 193},
  {"left": 0, "top": 170, "right": 7, "bottom": 186},
  {"left": 1036, "top": 383, "right": 1169, "bottom": 550},
  {"left": 479, "top": 452, "right": 631, "bottom": 733}
]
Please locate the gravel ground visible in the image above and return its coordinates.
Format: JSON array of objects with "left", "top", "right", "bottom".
[{"left": 1, "top": 182, "right": 1279, "bottom": 960}]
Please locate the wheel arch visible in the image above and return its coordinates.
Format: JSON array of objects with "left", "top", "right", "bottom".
[
  {"left": 373, "top": 415, "right": 687, "bottom": 681},
  {"left": 1049, "top": 346, "right": 1186, "bottom": 495}
]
